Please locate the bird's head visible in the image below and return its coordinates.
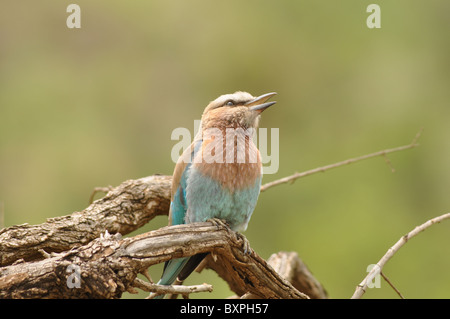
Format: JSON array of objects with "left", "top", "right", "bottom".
[{"left": 200, "top": 91, "right": 277, "bottom": 130}]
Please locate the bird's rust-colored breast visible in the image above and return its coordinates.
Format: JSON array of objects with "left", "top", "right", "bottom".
[{"left": 194, "top": 131, "right": 262, "bottom": 192}]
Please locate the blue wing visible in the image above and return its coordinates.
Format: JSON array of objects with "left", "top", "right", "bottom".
[
  {"left": 154, "top": 139, "right": 202, "bottom": 298},
  {"left": 169, "top": 138, "right": 202, "bottom": 225}
]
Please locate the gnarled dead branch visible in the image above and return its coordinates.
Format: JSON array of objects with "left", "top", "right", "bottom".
[
  {"left": 0, "top": 221, "right": 310, "bottom": 299},
  {"left": 0, "top": 175, "right": 171, "bottom": 267}
]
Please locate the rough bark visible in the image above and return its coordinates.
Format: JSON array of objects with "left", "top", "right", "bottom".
[
  {"left": 266, "top": 251, "right": 328, "bottom": 299},
  {"left": 0, "top": 221, "right": 309, "bottom": 299},
  {"left": 0, "top": 175, "right": 171, "bottom": 267}
]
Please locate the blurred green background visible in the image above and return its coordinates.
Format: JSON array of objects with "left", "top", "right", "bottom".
[{"left": 1, "top": 0, "right": 449, "bottom": 299}]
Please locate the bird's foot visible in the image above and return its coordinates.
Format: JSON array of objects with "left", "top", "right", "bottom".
[
  {"left": 235, "top": 232, "right": 252, "bottom": 256},
  {"left": 209, "top": 218, "right": 229, "bottom": 229},
  {"left": 208, "top": 219, "right": 251, "bottom": 255}
]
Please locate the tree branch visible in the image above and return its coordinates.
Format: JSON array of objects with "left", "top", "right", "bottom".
[
  {"left": 134, "top": 278, "right": 213, "bottom": 298},
  {"left": 0, "top": 175, "right": 171, "bottom": 267},
  {"left": 351, "top": 212, "right": 450, "bottom": 299},
  {"left": 199, "top": 251, "right": 327, "bottom": 299},
  {"left": 261, "top": 128, "right": 422, "bottom": 192},
  {"left": 266, "top": 251, "right": 328, "bottom": 299},
  {"left": 0, "top": 220, "right": 309, "bottom": 299}
]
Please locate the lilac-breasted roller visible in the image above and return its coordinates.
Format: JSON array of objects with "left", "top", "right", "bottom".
[{"left": 154, "top": 91, "right": 276, "bottom": 298}]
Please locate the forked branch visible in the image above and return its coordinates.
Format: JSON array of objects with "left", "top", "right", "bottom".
[
  {"left": 351, "top": 212, "right": 450, "bottom": 299},
  {"left": 0, "top": 221, "right": 309, "bottom": 299}
]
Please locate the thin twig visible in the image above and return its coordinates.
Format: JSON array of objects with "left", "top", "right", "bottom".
[
  {"left": 380, "top": 271, "right": 405, "bottom": 299},
  {"left": 382, "top": 154, "right": 396, "bottom": 173},
  {"left": 132, "top": 278, "right": 213, "bottom": 298},
  {"left": 351, "top": 211, "right": 450, "bottom": 299},
  {"left": 89, "top": 186, "right": 113, "bottom": 204},
  {"left": 260, "top": 128, "right": 423, "bottom": 192}
]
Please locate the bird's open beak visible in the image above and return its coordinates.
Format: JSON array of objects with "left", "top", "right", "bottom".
[{"left": 246, "top": 92, "right": 277, "bottom": 113}]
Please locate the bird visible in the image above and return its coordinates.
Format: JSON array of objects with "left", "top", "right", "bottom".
[{"left": 153, "top": 91, "right": 277, "bottom": 298}]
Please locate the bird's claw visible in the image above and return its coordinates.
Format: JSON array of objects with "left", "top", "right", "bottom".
[
  {"left": 208, "top": 219, "right": 251, "bottom": 255},
  {"left": 235, "top": 232, "right": 252, "bottom": 256},
  {"left": 209, "top": 218, "right": 229, "bottom": 229}
]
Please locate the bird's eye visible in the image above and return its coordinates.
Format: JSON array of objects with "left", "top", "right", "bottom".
[{"left": 225, "top": 100, "right": 235, "bottom": 106}]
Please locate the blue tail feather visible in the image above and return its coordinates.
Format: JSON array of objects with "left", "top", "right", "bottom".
[{"left": 153, "top": 257, "right": 190, "bottom": 299}]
